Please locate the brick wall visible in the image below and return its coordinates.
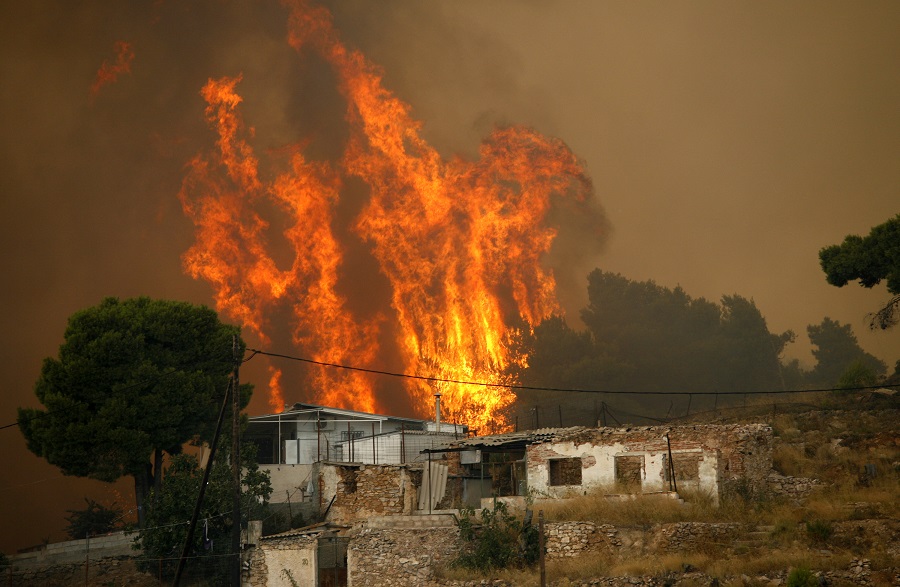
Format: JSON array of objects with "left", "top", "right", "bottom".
[{"left": 246, "top": 533, "right": 318, "bottom": 587}]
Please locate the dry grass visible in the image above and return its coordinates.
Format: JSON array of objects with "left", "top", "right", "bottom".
[{"left": 536, "top": 491, "right": 715, "bottom": 526}]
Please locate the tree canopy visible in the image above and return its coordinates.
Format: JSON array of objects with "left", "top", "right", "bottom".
[
  {"left": 511, "top": 271, "right": 796, "bottom": 422},
  {"left": 18, "top": 297, "right": 251, "bottom": 526},
  {"left": 136, "top": 443, "right": 271, "bottom": 582},
  {"left": 819, "top": 213, "right": 900, "bottom": 328},
  {"left": 806, "top": 317, "right": 887, "bottom": 387}
]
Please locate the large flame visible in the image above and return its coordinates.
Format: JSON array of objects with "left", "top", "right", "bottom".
[{"left": 179, "top": 0, "right": 597, "bottom": 431}]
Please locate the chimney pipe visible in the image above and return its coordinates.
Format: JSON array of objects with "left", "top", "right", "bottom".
[{"left": 434, "top": 392, "right": 442, "bottom": 432}]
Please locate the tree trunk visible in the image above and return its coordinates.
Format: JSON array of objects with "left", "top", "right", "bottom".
[
  {"left": 134, "top": 473, "right": 147, "bottom": 528},
  {"left": 152, "top": 448, "right": 163, "bottom": 506}
]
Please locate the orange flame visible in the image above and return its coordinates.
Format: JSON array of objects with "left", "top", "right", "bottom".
[
  {"left": 180, "top": 74, "right": 380, "bottom": 413},
  {"left": 90, "top": 40, "right": 134, "bottom": 98},
  {"left": 267, "top": 366, "right": 285, "bottom": 414},
  {"left": 180, "top": 0, "right": 597, "bottom": 431}
]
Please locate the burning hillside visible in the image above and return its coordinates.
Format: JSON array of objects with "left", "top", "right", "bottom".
[{"left": 179, "top": 0, "right": 606, "bottom": 432}]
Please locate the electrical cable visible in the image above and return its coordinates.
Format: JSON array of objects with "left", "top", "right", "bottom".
[{"left": 247, "top": 347, "right": 899, "bottom": 396}]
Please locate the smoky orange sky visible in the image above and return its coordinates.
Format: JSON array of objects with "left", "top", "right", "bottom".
[{"left": 1, "top": 0, "right": 898, "bottom": 555}]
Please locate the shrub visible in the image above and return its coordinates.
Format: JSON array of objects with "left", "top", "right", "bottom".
[
  {"left": 786, "top": 566, "right": 818, "bottom": 587},
  {"left": 64, "top": 498, "right": 122, "bottom": 539},
  {"left": 805, "top": 519, "right": 833, "bottom": 545},
  {"left": 454, "top": 502, "right": 537, "bottom": 571}
]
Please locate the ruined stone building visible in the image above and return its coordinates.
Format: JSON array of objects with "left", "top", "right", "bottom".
[
  {"left": 241, "top": 421, "right": 774, "bottom": 586},
  {"left": 437, "top": 424, "right": 773, "bottom": 507}
]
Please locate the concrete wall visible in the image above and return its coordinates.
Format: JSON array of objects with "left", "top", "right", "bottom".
[
  {"left": 10, "top": 531, "right": 135, "bottom": 569},
  {"left": 261, "top": 463, "right": 315, "bottom": 504}
]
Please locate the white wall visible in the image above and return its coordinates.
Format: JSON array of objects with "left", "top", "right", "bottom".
[{"left": 526, "top": 441, "right": 720, "bottom": 499}]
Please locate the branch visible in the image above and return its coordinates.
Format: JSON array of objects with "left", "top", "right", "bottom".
[{"left": 867, "top": 295, "right": 900, "bottom": 330}]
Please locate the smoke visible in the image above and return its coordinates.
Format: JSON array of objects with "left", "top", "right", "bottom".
[{"left": 2, "top": 0, "right": 899, "bottom": 556}]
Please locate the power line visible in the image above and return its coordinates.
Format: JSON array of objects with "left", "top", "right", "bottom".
[{"left": 248, "top": 347, "right": 898, "bottom": 396}]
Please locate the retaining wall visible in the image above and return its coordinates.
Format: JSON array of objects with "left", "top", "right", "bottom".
[{"left": 10, "top": 531, "right": 135, "bottom": 569}]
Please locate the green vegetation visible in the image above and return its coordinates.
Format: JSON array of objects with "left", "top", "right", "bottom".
[
  {"left": 17, "top": 297, "right": 251, "bottom": 527},
  {"left": 64, "top": 498, "right": 123, "bottom": 540},
  {"left": 511, "top": 270, "right": 895, "bottom": 426},
  {"left": 786, "top": 566, "right": 818, "bottom": 587},
  {"left": 804, "top": 520, "right": 833, "bottom": 545},
  {"left": 135, "top": 441, "right": 271, "bottom": 582},
  {"left": 453, "top": 502, "right": 538, "bottom": 572},
  {"left": 819, "top": 213, "right": 900, "bottom": 329}
]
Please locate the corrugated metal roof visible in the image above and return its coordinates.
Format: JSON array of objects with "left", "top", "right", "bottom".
[
  {"left": 260, "top": 522, "right": 350, "bottom": 540},
  {"left": 446, "top": 426, "right": 592, "bottom": 449}
]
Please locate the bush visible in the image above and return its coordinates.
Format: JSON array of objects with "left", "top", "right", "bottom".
[
  {"left": 65, "top": 498, "right": 122, "bottom": 539},
  {"left": 454, "top": 502, "right": 538, "bottom": 571},
  {"left": 805, "top": 519, "right": 833, "bottom": 545},
  {"left": 786, "top": 566, "right": 818, "bottom": 587}
]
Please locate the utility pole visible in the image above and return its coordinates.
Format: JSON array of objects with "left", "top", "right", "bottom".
[
  {"left": 174, "top": 379, "right": 233, "bottom": 586},
  {"left": 539, "top": 510, "right": 546, "bottom": 587},
  {"left": 231, "top": 335, "right": 242, "bottom": 586}
]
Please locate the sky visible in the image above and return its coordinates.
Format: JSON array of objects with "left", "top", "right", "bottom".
[{"left": 1, "top": 0, "right": 898, "bottom": 554}]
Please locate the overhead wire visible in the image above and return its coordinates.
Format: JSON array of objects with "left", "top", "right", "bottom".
[{"left": 247, "top": 347, "right": 898, "bottom": 397}]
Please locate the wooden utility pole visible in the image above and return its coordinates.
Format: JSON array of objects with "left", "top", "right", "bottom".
[
  {"left": 230, "top": 336, "right": 242, "bottom": 586},
  {"left": 539, "top": 510, "right": 546, "bottom": 587},
  {"left": 174, "top": 379, "right": 233, "bottom": 586}
]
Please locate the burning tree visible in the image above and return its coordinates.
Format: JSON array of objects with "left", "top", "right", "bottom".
[{"left": 179, "top": 0, "right": 607, "bottom": 431}]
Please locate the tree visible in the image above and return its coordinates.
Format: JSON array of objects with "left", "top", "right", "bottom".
[
  {"left": 806, "top": 317, "right": 886, "bottom": 387},
  {"left": 578, "top": 270, "right": 792, "bottom": 394},
  {"left": 819, "top": 214, "right": 900, "bottom": 329},
  {"left": 135, "top": 442, "right": 271, "bottom": 582},
  {"left": 18, "top": 297, "right": 251, "bottom": 527}
]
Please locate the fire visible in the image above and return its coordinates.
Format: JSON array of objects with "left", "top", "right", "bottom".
[
  {"left": 90, "top": 40, "right": 134, "bottom": 98},
  {"left": 267, "top": 366, "right": 285, "bottom": 414},
  {"left": 179, "top": 0, "right": 598, "bottom": 432}
]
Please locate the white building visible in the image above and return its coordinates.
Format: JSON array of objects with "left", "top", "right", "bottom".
[{"left": 245, "top": 403, "right": 466, "bottom": 505}]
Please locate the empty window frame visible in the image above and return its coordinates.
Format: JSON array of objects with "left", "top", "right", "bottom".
[
  {"left": 614, "top": 455, "right": 644, "bottom": 488},
  {"left": 549, "top": 457, "right": 583, "bottom": 486}
]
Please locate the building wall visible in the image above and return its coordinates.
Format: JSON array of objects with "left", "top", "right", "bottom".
[
  {"left": 525, "top": 424, "right": 771, "bottom": 501},
  {"left": 347, "top": 527, "right": 459, "bottom": 587},
  {"left": 320, "top": 463, "right": 420, "bottom": 525},
  {"left": 245, "top": 534, "right": 318, "bottom": 587}
]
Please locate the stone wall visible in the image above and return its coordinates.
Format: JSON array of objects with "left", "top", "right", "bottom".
[
  {"left": 544, "top": 521, "right": 618, "bottom": 558},
  {"left": 323, "top": 463, "right": 419, "bottom": 524},
  {"left": 245, "top": 533, "right": 318, "bottom": 587},
  {"left": 348, "top": 527, "right": 460, "bottom": 587},
  {"left": 542, "top": 521, "right": 740, "bottom": 559},
  {"left": 649, "top": 522, "right": 741, "bottom": 553},
  {"left": 767, "top": 472, "right": 823, "bottom": 501}
]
